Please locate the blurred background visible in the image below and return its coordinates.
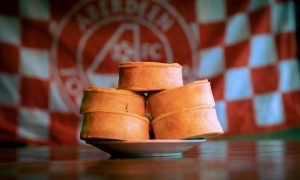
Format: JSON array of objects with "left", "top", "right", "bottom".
[{"left": 0, "top": 0, "right": 299, "bottom": 145}]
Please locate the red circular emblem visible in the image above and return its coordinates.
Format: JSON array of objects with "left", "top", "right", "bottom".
[{"left": 52, "top": 0, "right": 198, "bottom": 114}]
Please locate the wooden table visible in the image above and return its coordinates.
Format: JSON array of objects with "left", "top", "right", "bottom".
[{"left": 0, "top": 141, "right": 299, "bottom": 179}]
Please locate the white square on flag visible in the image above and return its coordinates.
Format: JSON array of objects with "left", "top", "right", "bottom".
[
  {"left": 225, "top": 67, "right": 253, "bottom": 100},
  {"left": 21, "top": 48, "right": 49, "bottom": 79},
  {"left": 196, "top": 0, "right": 226, "bottom": 23},
  {"left": 0, "top": 16, "right": 20, "bottom": 45},
  {"left": 198, "top": 47, "right": 225, "bottom": 78},
  {"left": 0, "top": 74, "right": 19, "bottom": 106},
  {"left": 254, "top": 92, "right": 284, "bottom": 126},
  {"left": 279, "top": 60, "right": 300, "bottom": 92},
  {"left": 272, "top": 1, "right": 296, "bottom": 33},
  {"left": 249, "top": 34, "right": 277, "bottom": 67},
  {"left": 20, "top": 0, "right": 50, "bottom": 20},
  {"left": 18, "top": 107, "right": 49, "bottom": 141},
  {"left": 225, "top": 13, "right": 250, "bottom": 45},
  {"left": 216, "top": 101, "right": 227, "bottom": 132}
]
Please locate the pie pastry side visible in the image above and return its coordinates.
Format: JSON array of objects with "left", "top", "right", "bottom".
[
  {"left": 118, "top": 62, "right": 183, "bottom": 91},
  {"left": 80, "top": 86, "right": 145, "bottom": 116},
  {"left": 152, "top": 107, "right": 223, "bottom": 139},
  {"left": 80, "top": 111, "right": 150, "bottom": 140},
  {"left": 148, "top": 80, "right": 215, "bottom": 119},
  {"left": 79, "top": 86, "right": 149, "bottom": 140}
]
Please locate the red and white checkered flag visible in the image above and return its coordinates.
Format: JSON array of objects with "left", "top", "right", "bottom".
[{"left": 0, "top": 0, "right": 299, "bottom": 145}]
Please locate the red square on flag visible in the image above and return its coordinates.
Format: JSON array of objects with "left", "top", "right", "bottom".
[
  {"left": 171, "top": 0, "right": 196, "bottom": 22},
  {"left": 50, "top": 0, "right": 77, "bottom": 21},
  {"left": 21, "top": 19, "right": 51, "bottom": 49},
  {"left": 0, "top": 0, "right": 19, "bottom": 16},
  {"left": 282, "top": 90, "right": 300, "bottom": 125},
  {"left": 275, "top": 32, "right": 298, "bottom": 60},
  {"left": 210, "top": 74, "right": 225, "bottom": 101},
  {"left": 227, "top": 99, "right": 256, "bottom": 134},
  {"left": 199, "top": 22, "right": 225, "bottom": 49},
  {"left": 0, "top": 42, "right": 19, "bottom": 74},
  {"left": 20, "top": 77, "right": 49, "bottom": 109},
  {"left": 251, "top": 65, "right": 279, "bottom": 94},
  {"left": 0, "top": 105, "right": 18, "bottom": 138},
  {"left": 50, "top": 112, "right": 79, "bottom": 145},
  {"left": 226, "top": 0, "right": 251, "bottom": 16},
  {"left": 249, "top": 7, "right": 271, "bottom": 35},
  {"left": 224, "top": 40, "right": 250, "bottom": 69}
]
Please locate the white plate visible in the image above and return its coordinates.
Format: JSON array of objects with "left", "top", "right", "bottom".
[{"left": 85, "top": 139, "right": 206, "bottom": 157}]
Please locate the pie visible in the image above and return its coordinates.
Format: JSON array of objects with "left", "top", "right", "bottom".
[
  {"left": 151, "top": 106, "right": 223, "bottom": 139},
  {"left": 148, "top": 79, "right": 215, "bottom": 119},
  {"left": 80, "top": 111, "right": 149, "bottom": 140},
  {"left": 79, "top": 86, "right": 149, "bottom": 140},
  {"left": 118, "top": 62, "right": 183, "bottom": 91},
  {"left": 80, "top": 86, "right": 145, "bottom": 116}
]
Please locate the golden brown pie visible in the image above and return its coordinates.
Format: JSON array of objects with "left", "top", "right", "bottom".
[
  {"left": 80, "top": 86, "right": 145, "bottom": 116},
  {"left": 80, "top": 111, "right": 150, "bottom": 140},
  {"left": 151, "top": 106, "right": 223, "bottom": 139},
  {"left": 148, "top": 80, "right": 215, "bottom": 118},
  {"left": 118, "top": 62, "right": 183, "bottom": 91}
]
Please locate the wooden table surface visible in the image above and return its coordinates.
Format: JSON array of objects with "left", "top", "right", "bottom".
[{"left": 0, "top": 141, "right": 299, "bottom": 179}]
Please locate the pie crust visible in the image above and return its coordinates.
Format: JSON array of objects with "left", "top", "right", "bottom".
[
  {"left": 151, "top": 107, "right": 223, "bottom": 139},
  {"left": 148, "top": 80, "right": 215, "bottom": 118},
  {"left": 118, "top": 62, "right": 183, "bottom": 91},
  {"left": 80, "top": 86, "right": 145, "bottom": 116},
  {"left": 80, "top": 111, "right": 150, "bottom": 140}
]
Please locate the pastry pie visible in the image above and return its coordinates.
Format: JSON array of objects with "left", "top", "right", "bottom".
[
  {"left": 151, "top": 106, "right": 223, "bottom": 139},
  {"left": 80, "top": 86, "right": 145, "bottom": 116},
  {"left": 79, "top": 86, "right": 149, "bottom": 140},
  {"left": 79, "top": 62, "right": 224, "bottom": 141},
  {"left": 148, "top": 80, "right": 215, "bottom": 118},
  {"left": 80, "top": 111, "right": 150, "bottom": 140},
  {"left": 118, "top": 62, "right": 183, "bottom": 91}
]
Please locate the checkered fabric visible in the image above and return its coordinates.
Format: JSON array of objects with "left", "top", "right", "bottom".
[
  {"left": 195, "top": 0, "right": 300, "bottom": 135},
  {"left": 0, "top": 0, "right": 299, "bottom": 145}
]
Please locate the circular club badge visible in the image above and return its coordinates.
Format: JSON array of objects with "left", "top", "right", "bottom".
[{"left": 52, "top": 0, "right": 198, "bottom": 114}]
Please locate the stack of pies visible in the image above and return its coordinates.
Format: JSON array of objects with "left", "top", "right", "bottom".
[{"left": 80, "top": 62, "right": 223, "bottom": 141}]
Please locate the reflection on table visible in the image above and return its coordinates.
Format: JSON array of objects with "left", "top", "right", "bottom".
[{"left": 0, "top": 141, "right": 299, "bottom": 179}]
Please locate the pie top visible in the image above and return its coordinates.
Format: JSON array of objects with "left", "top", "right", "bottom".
[{"left": 119, "top": 61, "right": 182, "bottom": 68}]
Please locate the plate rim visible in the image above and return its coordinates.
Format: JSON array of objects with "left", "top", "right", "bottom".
[{"left": 86, "top": 139, "right": 206, "bottom": 144}]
